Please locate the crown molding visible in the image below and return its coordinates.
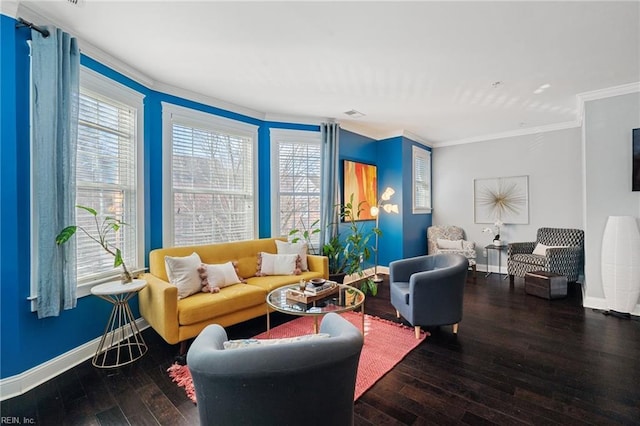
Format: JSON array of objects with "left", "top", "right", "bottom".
[
  {"left": 575, "top": 81, "right": 640, "bottom": 126},
  {"left": 15, "top": 4, "right": 154, "bottom": 87},
  {"left": 153, "top": 81, "right": 265, "bottom": 122},
  {"left": 1, "top": 1, "right": 19, "bottom": 17},
  {"left": 577, "top": 81, "right": 640, "bottom": 103},
  {"left": 263, "top": 112, "right": 325, "bottom": 126},
  {"left": 435, "top": 120, "right": 581, "bottom": 148},
  {"left": 401, "top": 130, "right": 432, "bottom": 148}
]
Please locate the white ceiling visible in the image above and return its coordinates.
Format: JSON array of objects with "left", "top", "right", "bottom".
[{"left": 9, "top": 1, "right": 640, "bottom": 145}]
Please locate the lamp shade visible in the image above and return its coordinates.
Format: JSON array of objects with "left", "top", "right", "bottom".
[{"left": 601, "top": 216, "right": 640, "bottom": 314}]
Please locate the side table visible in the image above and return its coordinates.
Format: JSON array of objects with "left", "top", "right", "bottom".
[
  {"left": 91, "top": 279, "right": 148, "bottom": 368},
  {"left": 485, "top": 244, "right": 508, "bottom": 280}
]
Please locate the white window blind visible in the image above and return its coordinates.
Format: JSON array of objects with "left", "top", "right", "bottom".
[
  {"left": 75, "top": 86, "right": 140, "bottom": 283},
  {"left": 164, "top": 104, "right": 258, "bottom": 246},
  {"left": 271, "top": 129, "right": 322, "bottom": 251},
  {"left": 413, "top": 145, "right": 432, "bottom": 213}
]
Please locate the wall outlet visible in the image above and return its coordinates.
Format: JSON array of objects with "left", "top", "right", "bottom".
[{"left": 359, "top": 254, "right": 364, "bottom": 263}]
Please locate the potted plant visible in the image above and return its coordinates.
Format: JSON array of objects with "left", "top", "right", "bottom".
[
  {"left": 55, "top": 205, "right": 133, "bottom": 283},
  {"left": 323, "top": 194, "right": 380, "bottom": 295}
]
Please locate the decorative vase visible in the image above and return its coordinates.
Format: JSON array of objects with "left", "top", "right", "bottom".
[{"left": 601, "top": 216, "right": 640, "bottom": 314}]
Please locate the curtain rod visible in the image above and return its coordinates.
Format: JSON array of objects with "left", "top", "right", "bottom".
[{"left": 16, "top": 17, "right": 50, "bottom": 38}]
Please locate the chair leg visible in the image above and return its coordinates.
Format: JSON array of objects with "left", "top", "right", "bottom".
[
  {"left": 509, "top": 274, "right": 514, "bottom": 285},
  {"left": 452, "top": 323, "right": 459, "bottom": 334},
  {"left": 396, "top": 309, "right": 400, "bottom": 319},
  {"left": 414, "top": 326, "right": 421, "bottom": 339},
  {"left": 472, "top": 264, "right": 477, "bottom": 284}
]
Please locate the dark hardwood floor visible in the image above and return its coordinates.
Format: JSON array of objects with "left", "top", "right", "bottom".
[{"left": 2, "top": 273, "right": 639, "bottom": 425}]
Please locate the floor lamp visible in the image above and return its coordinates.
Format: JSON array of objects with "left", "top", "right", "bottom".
[{"left": 370, "top": 187, "right": 399, "bottom": 283}]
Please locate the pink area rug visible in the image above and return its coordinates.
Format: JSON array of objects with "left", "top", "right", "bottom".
[{"left": 167, "top": 311, "right": 426, "bottom": 403}]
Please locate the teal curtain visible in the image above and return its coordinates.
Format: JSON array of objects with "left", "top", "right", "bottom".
[
  {"left": 319, "top": 123, "right": 340, "bottom": 247},
  {"left": 31, "top": 27, "right": 80, "bottom": 318}
]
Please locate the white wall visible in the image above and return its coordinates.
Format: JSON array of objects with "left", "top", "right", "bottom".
[
  {"left": 433, "top": 127, "right": 583, "bottom": 273},
  {"left": 583, "top": 92, "right": 640, "bottom": 310}
]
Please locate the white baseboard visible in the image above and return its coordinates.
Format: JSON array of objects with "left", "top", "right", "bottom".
[{"left": 0, "top": 318, "right": 149, "bottom": 401}]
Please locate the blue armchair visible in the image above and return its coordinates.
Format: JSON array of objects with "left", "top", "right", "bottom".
[
  {"left": 186, "top": 312, "right": 363, "bottom": 426},
  {"left": 389, "top": 254, "right": 468, "bottom": 338}
]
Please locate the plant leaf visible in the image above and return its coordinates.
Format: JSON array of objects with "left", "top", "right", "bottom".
[
  {"left": 76, "top": 205, "right": 97, "bottom": 216},
  {"left": 114, "top": 248, "right": 123, "bottom": 267},
  {"left": 55, "top": 226, "right": 77, "bottom": 245}
]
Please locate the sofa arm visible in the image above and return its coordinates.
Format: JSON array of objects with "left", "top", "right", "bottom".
[
  {"left": 508, "top": 241, "right": 536, "bottom": 256},
  {"left": 138, "top": 273, "right": 180, "bottom": 345},
  {"left": 307, "top": 254, "right": 329, "bottom": 279}
]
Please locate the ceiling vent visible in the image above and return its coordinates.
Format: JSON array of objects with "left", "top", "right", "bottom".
[
  {"left": 67, "top": 0, "right": 86, "bottom": 6},
  {"left": 343, "top": 109, "right": 365, "bottom": 118}
]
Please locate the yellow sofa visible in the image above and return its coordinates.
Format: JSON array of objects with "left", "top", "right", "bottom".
[{"left": 139, "top": 237, "right": 328, "bottom": 346}]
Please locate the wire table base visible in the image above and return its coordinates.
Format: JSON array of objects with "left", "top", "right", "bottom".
[{"left": 91, "top": 280, "right": 148, "bottom": 368}]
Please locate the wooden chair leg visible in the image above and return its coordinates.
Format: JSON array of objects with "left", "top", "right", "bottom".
[
  {"left": 414, "top": 326, "right": 421, "bottom": 339},
  {"left": 472, "top": 264, "right": 477, "bottom": 284},
  {"left": 452, "top": 323, "right": 459, "bottom": 334}
]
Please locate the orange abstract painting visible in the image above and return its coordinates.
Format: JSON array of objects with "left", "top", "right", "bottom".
[{"left": 343, "top": 160, "right": 377, "bottom": 221}]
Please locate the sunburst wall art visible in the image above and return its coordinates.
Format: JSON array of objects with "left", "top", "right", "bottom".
[{"left": 473, "top": 175, "right": 529, "bottom": 224}]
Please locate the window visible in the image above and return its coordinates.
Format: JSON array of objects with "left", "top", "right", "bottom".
[
  {"left": 413, "top": 145, "right": 432, "bottom": 213},
  {"left": 270, "top": 129, "right": 322, "bottom": 252},
  {"left": 163, "top": 104, "right": 258, "bottom": 246},
  {"left": 30, "top": 67, "right": 145, "bottom": 299},
  {"left": 75, "top": 69, "right": 144, "bottom": 286}
]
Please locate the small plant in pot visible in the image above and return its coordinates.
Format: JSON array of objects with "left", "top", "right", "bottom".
[{"left": 55, "top": 205, "right": 133, "bottom": 284}]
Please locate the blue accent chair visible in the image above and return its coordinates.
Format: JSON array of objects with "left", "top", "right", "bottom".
[
  {"left": 186, "top": 312, "right": 363, "bottom": 426},
  {"left": 390, "top": 254, "right": 468, "bottom": 339}
]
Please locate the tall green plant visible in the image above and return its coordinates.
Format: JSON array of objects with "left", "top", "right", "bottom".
[
  {"left": 55, "top": 205, "right": 133, "bottom": 283},
  {"left": 323, "top": 194, "right": 380, "bottom": 295}
]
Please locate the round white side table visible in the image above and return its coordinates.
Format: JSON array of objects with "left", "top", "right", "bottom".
[{"left": 90, "top": 279, "right": 148, "bottom": 368}]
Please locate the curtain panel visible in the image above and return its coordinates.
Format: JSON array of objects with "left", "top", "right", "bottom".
[
  {"left": 319, "top": 122, "right": 340, "bottom": 247},
  {"left": 31, "top": 27, "right": 80, "bottom": 318}
]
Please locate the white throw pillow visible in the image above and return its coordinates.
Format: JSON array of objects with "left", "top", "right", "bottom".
[
  {"left": 223, "top": 333, "right": 330, "bottom": 350},
  {"left": 533, "top": 243, "right": 567, "bottom": 256},
  {"left": 257, "top": 252, "right": 301, "bottom": 276},
  {"left": 199, "top": 261, "right": 243, "bottom": 289},
  {"left": 165, "top": 252, "right": 203, "bottom": 299},
  {"left": 436, "top": 238, "right": 463, "bottom": 250},
  {"left": 532, "top": 243, "right": 548, "bottom": 256},
  {"left": 275, "top": 240, "right": 309, "bottom": 271}
]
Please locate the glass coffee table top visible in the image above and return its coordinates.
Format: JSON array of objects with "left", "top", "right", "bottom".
[{"left": 266, "top": 283, "right": 365, "bottom": 334}]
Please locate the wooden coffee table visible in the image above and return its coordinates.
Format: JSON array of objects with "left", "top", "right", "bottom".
[{"left": 266, "top": 283, "right": 365, "bottom": 335}]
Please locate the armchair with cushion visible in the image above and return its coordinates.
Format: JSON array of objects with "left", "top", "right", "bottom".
[
  {"left": 427, "top": 225, "right": 477, "bottom": 282},
  {"left": 507, "top": 227, "right": 584, "bottom": 284},
  {"left": 389, "top": 253, "right": 468, "bottom": 339},
  {"left": 186, "top": 312, "right": 363, "bottom": 426}
]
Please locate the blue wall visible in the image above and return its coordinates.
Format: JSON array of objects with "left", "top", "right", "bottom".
[
  {"left": 0, "top": 14, "right": 429, "bottom": 379},
  {"left": 402, "top": 137, "right": 432, "bottom": 258}
]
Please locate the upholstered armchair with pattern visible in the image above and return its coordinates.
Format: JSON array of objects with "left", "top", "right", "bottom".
[
  {"left": 507, "top": 227, "right": 584, "bottom": 284},
  {"left": 427, "top": 225, "right": 477, "bottom": 282}
]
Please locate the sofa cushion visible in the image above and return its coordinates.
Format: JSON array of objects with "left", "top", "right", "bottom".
[
  {"left": 177, "top": 284, "right": 267, "bottom": 326},
  {"left": 256, "top": 252, "right": 301, "bottom": 276},
  {"left": 244, "top": 272, "right": 321, "bottom": 292},
  {"left": 511, "top": 253, "right": 546, "bottom": 267},
  {"left": 275, "top": 240, "right": 309, "bottom": 271},
  {"left": 437, "top": 238, "right": 463, "bottom": 250},
  {"left": 198, "top": 261, "right": 244, "bottom": 291},
  {"left": 165, "top": 252, "right": 203, "bottom": 299}
]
